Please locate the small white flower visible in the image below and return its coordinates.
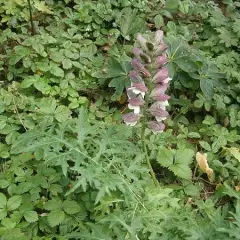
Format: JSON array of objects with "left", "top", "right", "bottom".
[{"left": 128, "top": 104, "right": 141, "bottom": 114}]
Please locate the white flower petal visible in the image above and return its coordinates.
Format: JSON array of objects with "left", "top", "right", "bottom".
[
  {"left": 156, "top": 116, "right": 167, "bottom": 122},
  {"left": 128, "top": 104, "right": 141, "bottom": 114},
  {"left": 125, "top": 121, "right": 138, "bottom": 126},
  {"left": 162, "top": 77, "right": 172, "bottom": 84},
  {"left": 157, "top": 100, "right": 169, "bottom": 107}
]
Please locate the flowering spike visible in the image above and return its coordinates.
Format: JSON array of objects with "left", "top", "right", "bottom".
[{"left": 123, "top": 30, "right": 171, "bottom": 133}]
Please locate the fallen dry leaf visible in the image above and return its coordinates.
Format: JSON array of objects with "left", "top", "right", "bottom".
[{"left": 196, "top": 152, "right": 213, "bottom": 180}]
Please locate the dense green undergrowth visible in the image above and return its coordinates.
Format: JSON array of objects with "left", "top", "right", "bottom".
[{"left": 0, "top": 0, "right": 240, "bottom": 239}]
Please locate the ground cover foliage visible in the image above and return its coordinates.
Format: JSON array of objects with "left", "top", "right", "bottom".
[{"left": 0, "top": 0, "right": 240, "bottom": 239}]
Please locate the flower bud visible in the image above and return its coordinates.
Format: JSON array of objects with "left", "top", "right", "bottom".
[
  {"left": 122, "top": 113, "right": 140, "bottom": 126},
  {"left": 133, "top": 48, "right": 151, "bottom": 63},
  {"left": 155, "top": 54, "right": 167, "bottom": 68},
  {"left": 153, "top": 68, "right": 170, "bottom": 83},
  {"left": 131, "top": 59, "right": 151, "bottom": 78},
  {"left": 148, "top": 121, "right": 165, "bottom": 133}
]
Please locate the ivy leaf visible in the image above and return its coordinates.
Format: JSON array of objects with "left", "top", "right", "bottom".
[
  {"left": 47, "top": 209, "right": 65, "bottom": 227},
  {"left": 24, "top": 210, "right": 38, "bottom": 223},
  {"left": 62, "top": 200, "right": 81, "bottom": 214},
  {"left": 7, "top": 196, "right": 22, "bottom": 211}
]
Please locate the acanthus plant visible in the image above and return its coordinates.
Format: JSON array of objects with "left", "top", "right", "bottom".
[{"left": 123, "top": 30, "right": 171, "bottom": 185}]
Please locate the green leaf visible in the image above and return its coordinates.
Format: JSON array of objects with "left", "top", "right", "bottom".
[
  {"left": 169, "top": 164, "right": 192, "bottom": 179},
  {"left": 0, "top": 143, "right": 10, "bottom": 158},
  {"left": 154, "top": 14, "right": 164, "bottom": 28},
  {"left": 184, "top": 184, "right": 200, "bottom": 197},
  {"left": 188, "top": 132, "right": 201, "bottom": 138},
  {"left": 50, "top": 61, "right": 64, "bottom": 77},
  {"left": 157, "top": 147, "right": 173, "bottom": 167},
  {"left": 62, "top": 200, "right": 81, "bottom": 214},
  {"left": 9, "top": 55, "right": 23, "bottom": 65},
  {"left": 107, "top": 57, "right": 130, "bottom": 78},
  {"left": 44, "top": 199, "right": 62, "bottom": 211},
  {"left": 0, "top": 209, "right": 7, "bottom": 220},
  {"left": 108, "top": 76, "right": 126, "bottom": 100},
  {"left": 7, "top": 196, "right": 22, "bottom": 211},
  {"left": 14, "top": 46, "right": 31, "bottom": 57},
  {"left": 0, "top": 179, "right": 10, "bottom": 188},
  {"left": 165, "top": 0, "right": 179, "bottom": 9},
  {"left": 47, "top": 209, "right": 65, "bottom": 227},
  {"left": 179, "top": 1, "right": 189, "bottom": 14},
  {"left": 24, "top": 211, "right": 38, "bottom": 223},
  {"left": 200, "top": 79, "right": 214, "bottom": 99},
  {"left": 50, "top": 51, "right": 64, "bottom": 63},
  {"left": 0, "top": 193, "right": 7, "bottom": 208},
  {"left": 62, "top": 58, "right": 72, "bottom": 69},
  {"left": 0, "top": 116, "right": 7, "bottom": 130},
  {"left": 55, "top": 105, "right": 71, "bottom": 122},
  {"left": 1, "top": 218, "right": 16, "bottom": 228},
  {"left": 175, "top": 148, "right": 194, "bottom": 165},
  {"left": 34, "top": 78, "right": 51, "bottom": 93},
  {"left": 32, "top": 42, "right": 47, "bottom": 57},
  {"left": 199, "top": 141, "right": 211, "bottom": 151},
  {"left": 225, "top": 147, "right": 240, "bottom": 162},
  {"left": 174, "top": 57, "right": 198, "bottom": 72},
  {"left": 21, "top": 75, "right": 40, "bottom": 88},
  {"left": 119, "top": 8, "right": 145, "bottom": 39}
]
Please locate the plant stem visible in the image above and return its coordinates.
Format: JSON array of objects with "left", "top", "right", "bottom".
[
  {"left": 141, "top": 94, "right": 158, "bottom": 186},
  {"left": 27, "top": 0, "right": 35, "bottom": 35}
]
